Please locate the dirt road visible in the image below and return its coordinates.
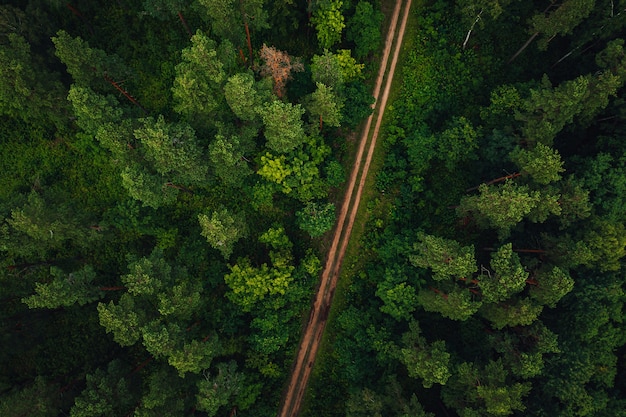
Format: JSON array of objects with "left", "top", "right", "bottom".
[{"left": 277, "top": 0, "right": 413, "bottom": 415}]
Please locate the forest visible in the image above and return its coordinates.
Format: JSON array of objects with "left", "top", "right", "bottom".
[{"left": 0, "top": 0, "right": 625, "bottom": 416}]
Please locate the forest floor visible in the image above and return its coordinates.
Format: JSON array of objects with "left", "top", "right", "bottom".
[{"left": 276, "top": 0, "right": 413, "bottom": 415}]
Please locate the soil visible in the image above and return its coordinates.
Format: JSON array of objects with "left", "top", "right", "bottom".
[{"left": 276, "top": 1, "right": 414, "bottom": 415}]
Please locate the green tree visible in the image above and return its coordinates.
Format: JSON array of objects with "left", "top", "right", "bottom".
[
  {"left": 6, "top": 191, "right": 98, "bottom": 259},
  {"left": 529, "top": 0, "right": 596, "bottom": 50},
  {"left": 312, "top": 0, "right": 345, "bottom": 49},
  {"left": 70, "top": 361, "right": 136, "bottom": 417},
  {"left": 52, "top": 30, "right": 130, "bottom": 90},
  {"left": 120, "top": 164, "right": 179, "bottom": 209},
  {"left": 376, "top": 279, "right": 419, "bottom": 321},
  {"left": 311, "top": 49, "right": 344, "bottom": 90},
  {"left": 0, "top": 377, "right": 60, "bottom": 417},
  {"left": 67, "top": 85, "right": 123, "bottom": 137},
  {"left": 306, "top": 82, "right": 343, "bottom": 128},
  {"left": 510, "top": 143, "right": 564, "bottom": 185},
  {"left": 196, "top": 361, "right": 246, "bottom": 416},
  {"left": 98, "top": 293, "right": 145, "bottom": 346},
  {"left": 480, "top": 297, "right": 543, "bottom": 329},
  {"left": 0, "top": 34, "right": 64, "bottom": 124},
  {"left": 409, "top": 233, "right": 477, "bottom": 281},
  {"left": 442, "top": 360, "right": 531, "bottom": 416},
  {"left": 417, "top": 287, "right": 482, "bottom": 321},
  {"left": 478, "top": 244, "right": 528, "bottom": 303},
  {"left": 223, "top": 72, "right": 270, "bottom": 121},
  {"left": 22, "top": 265, "right": 103, "bottom": 309},
  {"left": 198, "top": 207, "right": 248, "bottom": 259},
  {"left": 399, "top": 320, "right": 451, "bottom": 388},
  {"left": 435, "top": 116, "right": 479, "bottom": 170},
  {"left": 208, "top": 133, "right": 254, "bottom": 187},
  {"left": 518, "top": 69, "right": 625, "bottom": 146},
  {"left": 346, "top": 1, "right": 384, "bottom": 59},
  {"left": 529, "top": 265, "right": 574, "bottom": 307},
  {"left": 224, "top": 226, "right": 295, "bottom": 311},
  {"left": 260, "top": 100, "right": 306, "bottom": 153},
  {"left": 296, "top": 201, "right": 336, "bottom": 237},
  {"left": 457, "top": 182, "right": 541, "bottom": 237},
  {"left": 172, "top": 30, "right": 226, "bottom": 125},
  {"left": 135, "top": 115, "right": 208, "bottom": 186}
]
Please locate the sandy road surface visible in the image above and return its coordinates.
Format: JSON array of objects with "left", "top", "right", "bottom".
[{"left": 276, "top": 1, "right": 413, "bottom": 415}]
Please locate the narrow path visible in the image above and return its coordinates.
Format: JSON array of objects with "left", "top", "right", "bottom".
[{"left": 277, "top": 0, "right": 413, "bottom": 415}]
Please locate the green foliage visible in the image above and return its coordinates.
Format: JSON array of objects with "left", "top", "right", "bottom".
[
  {"left": 70, "top": 361, "right": 136, "bottom": 417},
  {"left": 23, "top": 265, "right": 103, "bottom": 309},
  {"left": 435, "top": 116, "right": 479, "bottom": 170},
  {"left": 479, "top": 244, "right": 528, "bottom": 303},
  {"left": 296, "top": 201, "right": 336, "bottom": 237},
  {"left": 198, "top": 208, "right": 248, "bottom": 259},
  {"left": 480, "top": 297, "right": 543, "bottom": 329},
  {"left": 410, "top": 233, "right": 477, "bottom": 281},
  {"left": 417, "top": 287, "right": 482, "bottom": 321},
  {"left": 400, "top": 321, "right": 451, "bottom": 388},
  {"left": 0, "top": 377, "right": 60, "bottom": 417},
  {"left": 52, "top": 30, "right": 130, "bottom": 89},
  {"left": 529, "top": 0, "right": 596, "bottom": 50},
  {"left": 260, "top": 100, "right": 306, "bottom": 153},
  {"left": 377, "top": 280, "right": 418, "bottom": 321},
  {"left": 306, "top": 82, "right": 343, "bottom": 128},
  {"left": 196, "top": 361, "right": 245, "bottom": 416},
  {"left": 312, "top": 0, "right": 345, "bottom": 50},
  {"left": 346, "top": 1, "right": 384, "bottom": 59},
  {"left": 442, "top": 360, "right": 531, "bottom": 416},
  {"left": 0, "top": 34, "right": 64, "bottom": 125},
  {"left": 311, "top": 49, "right": 344, "bottom": 90},
  {"left": 172, "top": 30, "right": 226, "bottom": 125},
  {"left": 529, "top": 266, "right": 574, "bottom": 307},
  {"left": 457, "top": 182, "right": 542, "bottom": 237},
  {"left": 510, "top": 143, "right": 564, "bottom": 185},
  {"left": 97, "top": 293, "right": 145, "bottom": 346},
  {"left": 224, "top": 72, "right": 270, "bottom": 121},
  {"left": 224, "top": 227, "right": 295, "bottom": 311}
]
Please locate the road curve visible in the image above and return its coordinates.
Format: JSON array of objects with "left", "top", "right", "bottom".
[{"left": 277, "top": 1, "right": 413, "bottom": 415}]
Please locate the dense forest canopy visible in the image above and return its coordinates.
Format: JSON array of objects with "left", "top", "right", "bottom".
[
  {"left": 0, "top": 0, "right": 376, "bottom": 415},
  {"left": 0, "top": 0, "right": 625, "bottom": 416}
]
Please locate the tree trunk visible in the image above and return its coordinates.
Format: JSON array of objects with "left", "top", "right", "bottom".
[
  {"left": 245, "top": 21, "right": 253, "bottom": 64},
  {"left": 508, "top": 32, "right": 539, "bottom": 64},
  {"left": 104, "top": 75, "right": 148, "bottom": 114},
  {"left": 177, "top": 11, "right": 193, "bottom": 38},
  {"left": 466, "top": 172, "right": 521, "bottom": 192},
  {"left": 462, "top": 10, "right": 483, "bottom": 50}
]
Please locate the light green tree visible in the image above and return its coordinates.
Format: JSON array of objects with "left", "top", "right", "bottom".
[
  {"left": 312, "top": 0, "right": 345, "bottom": 49},
  {"left": 417, "top": 287, "right": 482, "bottom": 321},
  {"left": 529, "top": 265, "right": 574, "bottom": 307},
  {"left": 400, "top": 320, "right": 452, "bottom": 388},
  {"left": 409, "top": 233, "right": 477, "bottom": 281},
  {"left": 305, "top": 82, "right": 343, "bottom": 129},
  {"left": 478, "top": 244, "right": 528, "bottom": 303},
  {"left": 457, "top": 181, "right": 541, "bottom": 237},
  {"left": 198, "top": 207, "right": 248, "bottom": 259},
  {"left": 172, "top": 30, "right": 226, "bottom": 125},
  {"left": 23, "top": 265, "right": 103, "bottom": 309},
  {"left": 510, "top": 143, "right": 564, "bottom": 185},
  {"left": 260, "top": 100, "right": 306, "bottom": 153}
]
